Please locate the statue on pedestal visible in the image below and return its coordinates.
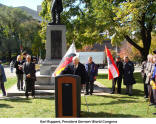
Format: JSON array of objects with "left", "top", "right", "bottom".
[{"left": 48, "top": 0, "right": 63, "bottom": 25}]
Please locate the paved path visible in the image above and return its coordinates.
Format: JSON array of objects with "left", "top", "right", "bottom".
[
  {"left": 4, "top": 66, "right": 16, "bottom": 78},
  {"left": 0, "top": 80, "right": 111, "bottom": 99}
]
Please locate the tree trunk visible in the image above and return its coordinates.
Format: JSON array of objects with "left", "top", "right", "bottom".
[
  {"left": 124, "top": 34, "right": 151, "bottom": 61},
  {"left": 124, "top": 12, "right": 153, "bottom": 61},
  {"left": 140, "top": 48, "right": 149, "bottom": 61}
]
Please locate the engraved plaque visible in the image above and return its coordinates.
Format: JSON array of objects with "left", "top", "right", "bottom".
[{"left": 51, "top": 31, "right": 62, "bottom": 59}]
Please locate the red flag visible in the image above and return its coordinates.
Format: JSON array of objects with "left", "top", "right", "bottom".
[{"left": 105, "top": 46, "right": 119, "bottom": 80}]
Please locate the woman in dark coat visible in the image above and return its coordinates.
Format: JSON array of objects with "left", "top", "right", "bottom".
[
  {"left": 123, "top": 56, "right": 136, "bottom": 96},
  {"left": 14, "top": 55, "right": 24, "bottom": 90}
]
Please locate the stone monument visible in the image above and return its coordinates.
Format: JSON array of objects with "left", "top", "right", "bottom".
[{"left": 35, "top": 0, "right": 66, "bottom": 90}]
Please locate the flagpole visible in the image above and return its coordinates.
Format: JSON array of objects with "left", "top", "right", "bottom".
[{"left": 83, "top": 86, "right": 89, "bottom": 112}]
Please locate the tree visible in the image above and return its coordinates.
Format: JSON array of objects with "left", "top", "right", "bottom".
[
  {"left": 40, "top": 0, "right": 101, "bottom": 48},
  {"left": 19, "top": 20, "right": 43, "bottom": 56},
  {"left": 92, "top": 0, "right": 156, "bottom": 61},
  {"left": 0, "top": 6, "right": 32, "bottom": 60},
  {"left": 0, "top": 5, "right": 44, "bottom": 60},
  {"left": 40, "top": 0, "right": 156, "bottom": 60}
]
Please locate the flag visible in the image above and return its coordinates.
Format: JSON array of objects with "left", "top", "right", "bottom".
[
  {"left": 52, "top": 43, "right": 77, "bottom": 77},
  {"left": 105, "top": 46, "right": 119, "bottom": 80}
]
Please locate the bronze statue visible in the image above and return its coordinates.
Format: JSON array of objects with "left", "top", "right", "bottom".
[{"left": 49, "top": 0, "right": 63, "bottom": 25}]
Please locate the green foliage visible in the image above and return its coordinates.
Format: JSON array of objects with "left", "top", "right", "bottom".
[
  {"left": 39, "top": 0, "right": 105, "bottom": 48},
  {"left": 149, "top": 33, "right": 156, "bottom": 53},
  {"left": 92, "top": 0, "right": 155, "bottom": 46},
  {"left": 40, "top": 0, "right": 156, "bottom": 60},
  {"left": 39, "top": 0, "right": 52, "bottom": 43},
  {"left": 0, "top": 6, "right": 44, "bottom": 60}
]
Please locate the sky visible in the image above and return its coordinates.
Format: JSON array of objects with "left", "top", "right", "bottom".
[{"left": 0, "top": 0, "right": 44, "bottom": 11}]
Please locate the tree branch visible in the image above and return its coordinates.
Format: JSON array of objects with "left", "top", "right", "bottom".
[{"left": 124, "top": 35, "right": 143, "bottom": 52}]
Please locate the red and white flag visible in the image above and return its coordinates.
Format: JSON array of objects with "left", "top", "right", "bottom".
[
  {"left": 105, "top": 46, "right": 119, "bottom": 80},
  {"left": 52, "top": 43, "right": 77, "bottom": 77}
]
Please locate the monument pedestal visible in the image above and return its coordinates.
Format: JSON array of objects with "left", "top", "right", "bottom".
[{"left": 36, "top": 25, "right": 66, "bottom": 90}]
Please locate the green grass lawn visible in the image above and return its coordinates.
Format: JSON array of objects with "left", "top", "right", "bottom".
[
  {"left": 0, "top": 73, "right": 156, "bottom": 118},
  {"left": 0, "top": 78, "right": 17, "bottom": 94},
  {"left": 89, "top": 72, "right": 156, "bottom": 118},
  {"left": 0, "top": 97, "right": 55, "bottom": 118}
]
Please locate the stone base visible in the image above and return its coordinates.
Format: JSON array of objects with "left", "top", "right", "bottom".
[
  {"left": 36, "top": 71, "right": 55, "bottom": 86},
  {"left": 40, "top": 59, "right": 60, "bottom": 75},
  {"left": 35, "top": 71, "right": 55, "bottom": 90},
  {"left": 36, "top": 59, "right": 60, "bottom": 90},
  {"left": 36, "top": 71, "right": 52, "bottom": 85}
]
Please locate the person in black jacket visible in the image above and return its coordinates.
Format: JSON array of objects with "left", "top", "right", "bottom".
[
  {"left": 123, "top": 56, "right": 136, "bottom": 96},
  {"left": 61, "top": 56, "right": 86, "bottom": 87},
  {"left": 111, "top": 56, "right": 123, "bottom": 94},
  {"left": 23, "top": 55, "right": 36, "bottom": 99},
  {"left": 14, "top": 55, "right": 24, "bottom": 91}
]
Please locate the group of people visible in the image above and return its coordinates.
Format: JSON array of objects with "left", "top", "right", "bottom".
[
  {"left": 0, "top": 52, "right": 36, "bottom": 99},
  {"left": 1, "top": 53, "right": 98, "bottom": 98},
  {"left": 2, "top": 50, "right": 156, "bottom": 101},
  {"left": 111, "top": 56, "right": 136, "bottom": 96},
  {"left": 14, "top": 52, "right": 36, "bottom": 99},
  {"left": 141, "top": 50, "right": 156, "bottom": 107},
  {"left": 61, "top": 56, "right": 98, "bottom": 95}
]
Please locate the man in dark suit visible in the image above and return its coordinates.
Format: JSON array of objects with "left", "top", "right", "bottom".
[
  {"left": 111, "top": 56, "right": 123, "bottom": 94},
  {"left": 61, "top": 56, "right": 86, "bottom": 86},
  {"left": 23, "top": 55, "right": 36, "bottom": 99},
  {"left": 85, "top": 57, "right": 98, "bottom": 95}
]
